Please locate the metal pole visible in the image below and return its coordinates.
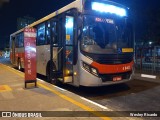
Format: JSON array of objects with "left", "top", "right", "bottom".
[{"left": 153, "top": 46, "right": 156, "bottom": 72}]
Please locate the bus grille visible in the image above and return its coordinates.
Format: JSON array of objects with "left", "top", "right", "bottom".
[
  {"left": 99, "top": 71, "right": 132, "bottom": 82},
  {"left": 95, "top": 54, "right": 133, "bottom": 64}
]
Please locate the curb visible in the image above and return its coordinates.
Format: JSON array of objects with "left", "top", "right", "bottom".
[{"left": 133, "top": 73, "right": 160, "bottom": 83}]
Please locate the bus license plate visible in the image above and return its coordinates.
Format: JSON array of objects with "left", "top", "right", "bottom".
[{"left": 113, "top": 76, "right": 122, "bottom": 82}]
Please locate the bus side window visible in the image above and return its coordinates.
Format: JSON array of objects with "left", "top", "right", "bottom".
[
  {"left": 37, "top": 23, "right": 46, "bottom": 45},
  {"left": 15, "top": 35, "right": 19, "bottom": 48},
  {"left": 46, "top": 21, "right": 51, "bottom": 44},
  {"left": 19, "top": 33, "right": 24, "bottom": 47},
  {"left": 51, "top": 21, "right": 58, "bottom": 45},
  {"left": 65, "top": 16, "right": 74, "bottom": 45}
]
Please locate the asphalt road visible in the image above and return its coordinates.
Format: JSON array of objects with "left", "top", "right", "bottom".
[{"left": 0, "top": 56, "right": 160, "bottom": 120}]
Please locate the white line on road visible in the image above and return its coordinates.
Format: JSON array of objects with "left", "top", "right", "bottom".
[
  {"left": 141, "top": 74, "right": 156, "bottom": 79},
  {"left": 37, "top": 78, "right": 45, "bottom": 83},
  {"left": 53, "top": 86, "right": 67, "bottom": 91},
  {"left": 37, "top": 78, "right": 67, "bottom": 91},
  {"left": 80, "top": 97, "right": 110, "bottom": 110}
]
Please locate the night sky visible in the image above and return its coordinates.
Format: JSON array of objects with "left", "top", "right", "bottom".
[{"left": 0, "top": 0, "right": 160, "bottom": 49}]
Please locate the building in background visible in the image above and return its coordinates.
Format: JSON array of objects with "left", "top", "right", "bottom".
[{"left": 17, "top": 16, "right": 36, "bottom": 30}]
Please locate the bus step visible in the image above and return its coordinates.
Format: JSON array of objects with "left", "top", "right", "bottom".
[
  {"left": 52, "top": 71, "right": 63, "bottom": 78},
  {"left": 57, "top": 78, "right": 63, "bottom": 81}
]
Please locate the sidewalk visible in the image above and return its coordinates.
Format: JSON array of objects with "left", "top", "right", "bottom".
[
  {"left": 0, "top": 63, "right": 112, "bottom": 120},
  {"left": 0, "top": 58, "right": 155, "bottom": 120}
]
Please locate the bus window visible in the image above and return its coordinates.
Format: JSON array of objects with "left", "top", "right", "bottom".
[
  {"left": 51, "top": 21, "right": 58, "bottom": 45},
  {"left": 46, "top": 21, "right": 51, "bottom": 44},
  {"left": 65, "top": 46, "right": 73, "bottom": 75},
  {"left": 37, "top": 23, "right": 46, "bottom": 45},
  {"left": 65, "top": 16, "right": 74, "bottom": 45},
  {"left": 19, "top": 33, "right": 24, "bottom": 47},
  {"left": 15, "top": 35, "right": 19, "bottom": 48}
]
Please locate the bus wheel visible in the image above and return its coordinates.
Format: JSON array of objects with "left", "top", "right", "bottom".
[
  {"left": 18, "top": 60, "right": 22, "bottom": 71},
  {"left": 46, "top": 66, "right": 51, "bottom": 83}
]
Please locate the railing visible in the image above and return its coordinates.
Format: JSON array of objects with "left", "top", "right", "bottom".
[{"left": 135, "top": 46, "right": 160, "bottom": 75}]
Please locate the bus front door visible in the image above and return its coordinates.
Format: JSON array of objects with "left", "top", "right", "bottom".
[
  {"left": 50, "top": 14, "right": 76, "bottom": 83},
  {"left": 63, "top": 15, "right": 75, "bottom": 83}
]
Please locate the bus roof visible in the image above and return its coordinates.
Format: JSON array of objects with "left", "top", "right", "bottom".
[{"left": 10, "top": 0, "right": 127, "bottom": 37}]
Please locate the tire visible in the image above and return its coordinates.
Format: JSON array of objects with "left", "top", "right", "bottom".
[
  {"left": 18, "top": 59, "right": 22, "bottom": 71},
  {"left": 46, "top": 64, "right": 51, "bottom": 83}
]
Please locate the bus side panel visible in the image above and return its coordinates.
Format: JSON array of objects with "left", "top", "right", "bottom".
[
  {"left": 10, "top": 38, "right": 16, "bottom": 65},
  {"left": 14, "top": 47, "right": 24, "bottom": 67},
  {"left": 71, "top": 43, "right": 81, "bottom": 87},
  {"left": 15, "top": 48, "right": 19, "bottom": 66},
  {"left": 18, "top": 48, "right": 25, "bottom": 68}
]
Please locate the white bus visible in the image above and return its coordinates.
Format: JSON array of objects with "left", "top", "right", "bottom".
[{"left": 10, "top": 0, "right": 134, "bottom": 87}]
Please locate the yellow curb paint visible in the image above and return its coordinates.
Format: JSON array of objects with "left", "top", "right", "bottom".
[
  {"left": 38, "top": 83, "right": 111, "bottom": 120},
  {"left": 0, "top": 63, "right": 112, "bottom": 120},
  {"left": 0, "top": 85, "right": 12, "bottom": 92},
  {"left": 0, "top": 64, "right": 24, "bottom": 77}
]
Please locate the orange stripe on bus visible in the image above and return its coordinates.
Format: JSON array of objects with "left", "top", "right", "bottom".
[{"left": 91, "top": 61, "right": 134, "bottom": 74}]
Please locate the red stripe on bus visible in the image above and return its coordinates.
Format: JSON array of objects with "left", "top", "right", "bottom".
[
  {"left": 91, "top": 61, "right": 134, "bottom": 74},
  {"left": 14, "top": 52, "right": 25, "bottom": 62}
]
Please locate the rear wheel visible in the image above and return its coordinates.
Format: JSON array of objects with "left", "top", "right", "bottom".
[{"left": 18, "top": 59, "right": 22, "bottom": 71}]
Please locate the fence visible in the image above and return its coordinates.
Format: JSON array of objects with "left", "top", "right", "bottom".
[{"left": 135, "top": 46, "right": 160, "bottom": 75}]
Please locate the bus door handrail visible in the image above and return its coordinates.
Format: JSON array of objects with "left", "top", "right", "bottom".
[{"left": 53, "top": 47, "right": 63, "bottom": 59}]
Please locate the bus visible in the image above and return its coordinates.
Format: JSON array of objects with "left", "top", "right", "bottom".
[{"left": 10, "top": 0, "right": 134, "bottom": 87}]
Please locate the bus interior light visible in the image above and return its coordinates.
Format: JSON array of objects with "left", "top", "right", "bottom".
[
  {"left": 66, "top": 17, "right": 73, "bottom": 28},
  {"left": 92, "top": 2, "right": 127, "bottom": 17}
]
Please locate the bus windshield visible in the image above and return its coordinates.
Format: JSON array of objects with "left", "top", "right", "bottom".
[{"left": 81, "top": 15, "right": 133, "bottom": 54}]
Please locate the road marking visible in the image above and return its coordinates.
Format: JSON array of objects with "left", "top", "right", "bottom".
[
  {"left": 0, "top": 63, "right": 112, "bottom": 120},
  {"left": 53, "top": 85, "right": 67, "bottom": 92},
  {"left": 0, "top": 85, "right": 12, "bottom": 92},
  {"left": 80, "top": 97, "right": 109, "bottom": 110},
  {"left": 38, "top": 83, "right": 111, "bottom": 120},
  {"left": 37, "top": 78, "right": 66, "bottom": 91},
  {"left": 141, "top": 74, "right": 156, "bottom": 79}
]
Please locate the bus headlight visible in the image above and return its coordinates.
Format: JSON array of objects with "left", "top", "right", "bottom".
[
  {"left": 83, "top": 62, "right": 90, "bottom": 71},
  {"left": 82, "top": 62, "right": 98, "bottom": 76},
  {"left": 91, "top": 68, "right": 97, "bottom": 74}
]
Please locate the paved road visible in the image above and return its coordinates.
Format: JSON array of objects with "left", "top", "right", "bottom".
[{"left": 1, "top": 57, "right": 160, "bottom": 120}]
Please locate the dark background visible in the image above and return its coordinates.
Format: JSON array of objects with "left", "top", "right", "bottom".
[{"left": 0, "top": 0, "right": 160, "bottom": 49}]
